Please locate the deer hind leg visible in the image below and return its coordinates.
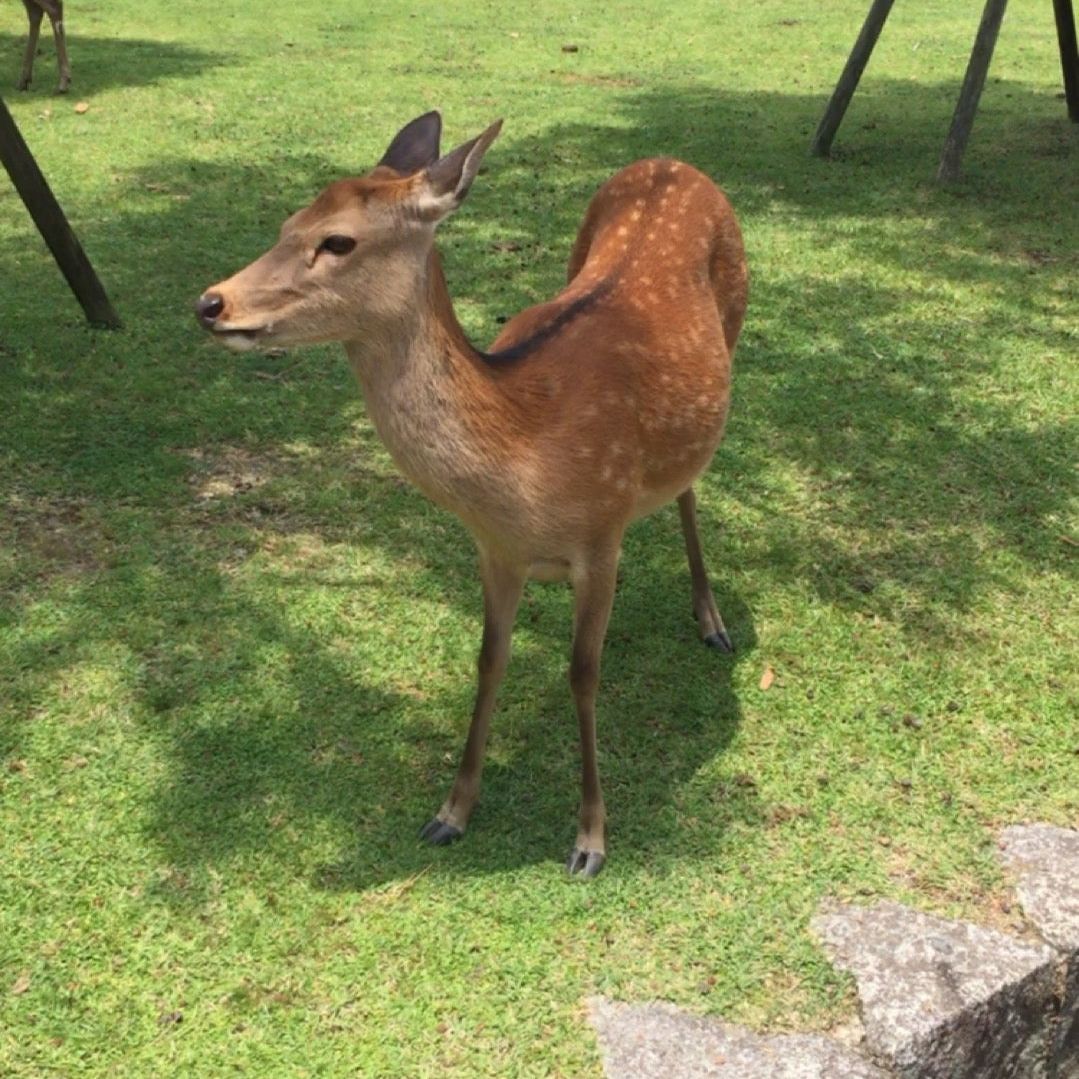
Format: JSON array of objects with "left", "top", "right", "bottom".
[
  {"left": 678, "top": 488, "right": 734, "bottom": 653},
  {"left": 420, "top": 553, "right": 525, "bottom": 846},
  {"left": 565, "top": 547, "right": 620, "bottom": 878},
  {"left": 45, "top": 1, "right": 71, "bottom": 94},
  {"left": 17, "top": 2, "right": 44, "bottom": 91}
]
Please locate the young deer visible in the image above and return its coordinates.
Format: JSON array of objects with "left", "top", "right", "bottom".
[
  {"left": 16, "top": 0, "right": 70, "bottom": 93},
  {"left": 196, "top": 112, "right": 747, "bottom": 877}
]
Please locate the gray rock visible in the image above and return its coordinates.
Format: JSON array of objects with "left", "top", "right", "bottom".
[
  {"left": 999, "top": 824, "right": 1079, "bottom": 951},
  {"left": 1056, "top": 956, "right": 1079, "bottom": 1079},
  {"left": 998, "top": 824, "right": 1079, "bottom": 1077},
  {"left": 587, "top": 997, "right": 888, "bottom": 1078},
  {"left": 813, "top": 900, "right": 1058, "bottom": 1078}
]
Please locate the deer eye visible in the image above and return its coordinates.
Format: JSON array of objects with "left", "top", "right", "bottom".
[{"left": 318, "top": 234, "right": 356, "bottom": 256}]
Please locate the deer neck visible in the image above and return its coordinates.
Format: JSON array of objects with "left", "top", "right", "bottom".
[{"left": 344, "top": 248, "right": 509, "bottom": 518}]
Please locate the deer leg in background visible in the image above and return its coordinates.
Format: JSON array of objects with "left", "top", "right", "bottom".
[
  {"left": 566, "top": 548, "right": 620, "bottom": 878},
  {"left": 17, "top": 1, "right": 44, "bottom": 91},
  {"left": 420, "top": 554, "right": 525, "bottom": 844},
  {"left": 678, "top": 488, "right": 734, "bottom": 653},
  {"left": 44, "top": 0, "right": 71, "bottom": 94}
]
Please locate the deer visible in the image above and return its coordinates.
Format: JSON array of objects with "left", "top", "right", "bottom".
[
  {"left": 15, "top": 0, "right": 70, "bottom": 93},
  {"left": 195, "top": 111, "right": 748, "bottom": 878}
]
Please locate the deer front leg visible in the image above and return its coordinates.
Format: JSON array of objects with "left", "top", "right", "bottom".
[
  {"left": 17, "top": 3, "right": 44, "bottom": 91},
  {"left": 420, "top": 553, "right": 524, "bottom": 845},
  {"left": 565, "top": 548, "right": 620, "bottom": 878}
]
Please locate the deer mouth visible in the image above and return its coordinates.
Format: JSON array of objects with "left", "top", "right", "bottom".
[{"left": 211, "top": 325, "right": 269, "bottom": 352}]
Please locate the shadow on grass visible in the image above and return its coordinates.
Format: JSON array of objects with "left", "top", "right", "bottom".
[
  {"left": 1, "top": 76, "right": 1074, "bottom": 890},
  {"left": 306, "top": 544, "right": 759, "bottom": 892},
  {"left": 0, "top": 460, "right": 756, "bottom": 891},
  {"left": 0, "top": 31, "right": 226, "bottom": 95}
]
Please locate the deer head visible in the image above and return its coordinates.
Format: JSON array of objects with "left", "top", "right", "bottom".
[{"left": 195, "top": 111, "right": 502, "bottom": 352}]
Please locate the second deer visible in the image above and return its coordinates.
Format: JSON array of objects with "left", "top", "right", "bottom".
[
  {"left": 16, "top": 0, "right": 70, "bottom": 93},
  {"left": 196, "top": 112, "right": 748, "bottom": 877}
]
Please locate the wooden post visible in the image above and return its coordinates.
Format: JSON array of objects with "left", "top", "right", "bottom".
[
  {"left": 811, "top": 0, "right": 897, "bottom": 157},
  {"left": 936, "top": 0, "right": 1009, "bottom": 182},
  {"left": 1053, "top": 0, "right": 1079, "bottom": 121},
  {"left": 0, "top": 95, "right": 121, "bottom": 328}
]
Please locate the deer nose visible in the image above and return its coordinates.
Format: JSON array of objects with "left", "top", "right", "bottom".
[{"left": 195, "top": 292, "right": 225, "bottom": 327}]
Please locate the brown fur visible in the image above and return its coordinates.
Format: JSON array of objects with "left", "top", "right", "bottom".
[
  {"left": 17, "top": 0, "right": 70, "bottom": 93},
  {"left": 197, "top": 116, "right": 748, "bottom": 876}
]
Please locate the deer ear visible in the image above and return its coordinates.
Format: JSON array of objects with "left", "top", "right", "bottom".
[
  {"left": 379, "top": 111, "right": 443, "bottom": 175},
  {"left": 411, "top": 119, "right": 503, "bottom": 222}
]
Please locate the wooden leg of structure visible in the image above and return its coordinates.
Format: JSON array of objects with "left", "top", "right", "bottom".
[
  {"left": 936, "top": 0, "right": 1010, "bottom": 182},
  {"left": 811, "top": 0, "right": 897, "bottom": 157},
  {"left": 1053, "top": 0, "right": 1079, "bottom": 121},
  {"left": 0, "top": 95, "right": 120, "bottom": 328}
]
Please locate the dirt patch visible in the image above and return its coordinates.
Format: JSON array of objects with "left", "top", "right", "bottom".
[
  {"left": 174, "top": 443, "right": 395, "bottom": 508},
  {"left": 175, "top": 445, "right": 279, "bottom": 501},
  {"left": 1, "top": 493, "right": 104, "bottom": 578}
]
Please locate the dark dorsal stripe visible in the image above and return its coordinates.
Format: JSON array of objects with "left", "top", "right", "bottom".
[{"left": 482, "top": 276, "right": 617, "bottom": 364}]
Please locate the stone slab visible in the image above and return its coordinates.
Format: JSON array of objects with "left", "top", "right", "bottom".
[
  {"left": 1055, "top": 955, "right": 1079, "bottom": 1079},
  {"left": 999, "top": 824, "right": 1079, "bottom": 951},
  {"left": 588, "top": 997, "right": 887, "bottom": 1079},
  {"left": 813, "top": 900, "right": 1059, "bottom": 1078},
  {"left": 998, "top": 824, "right": 1079, "bottom": 1078}
]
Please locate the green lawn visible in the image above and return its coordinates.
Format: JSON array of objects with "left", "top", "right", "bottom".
[{"left": 1, "top": 0, "right": 1076, "bottom": 1073}]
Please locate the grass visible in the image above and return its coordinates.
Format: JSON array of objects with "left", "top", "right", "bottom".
[{"left": 1, "top": 0, "right": 1076, "bottom": 1073}]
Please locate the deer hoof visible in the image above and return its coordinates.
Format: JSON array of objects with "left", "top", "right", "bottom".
[
  {"left": 419, "top": 818, "right": 463, "bottom": 846},
  {"left": 704, "top": 630, "right": 735, "bottom": 653},
  {"left": 566, "top": 847, "right": 606, "bottom": 878}
]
